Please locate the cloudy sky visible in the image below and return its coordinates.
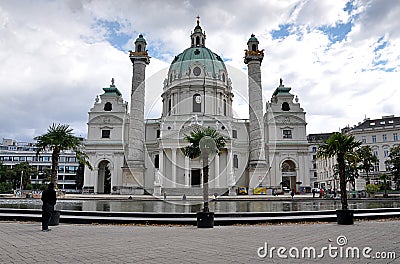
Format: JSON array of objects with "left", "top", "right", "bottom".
[{"left": 0, "top": 0, "right": 399, "bottom": 142}]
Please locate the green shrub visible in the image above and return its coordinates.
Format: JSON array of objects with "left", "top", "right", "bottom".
[
  {"left": 0, "top": 182, "right": 13, "bottom": 193},
  {"left": 366, "top": 184, "right": 380, "bottom": 194}
]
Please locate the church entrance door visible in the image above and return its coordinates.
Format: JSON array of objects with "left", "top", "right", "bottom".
[
  {"left": 98, "top": 160, "right": 111, "bottom": 194},
  {"left": 191, "top": 169, "right": 201, "bottom": 186}
]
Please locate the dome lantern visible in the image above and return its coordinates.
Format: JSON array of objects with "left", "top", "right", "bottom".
[{"left": 191, "top": 16, "right": 206, "bottom": 47}]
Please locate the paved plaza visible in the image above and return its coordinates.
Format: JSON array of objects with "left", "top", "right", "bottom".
[{"left": 0, "top": 219, "right": 399, "bottom": 263}]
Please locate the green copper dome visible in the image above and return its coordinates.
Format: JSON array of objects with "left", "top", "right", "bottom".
[{"left": 169, "top": 47, "right": 227, "bottom": 79}]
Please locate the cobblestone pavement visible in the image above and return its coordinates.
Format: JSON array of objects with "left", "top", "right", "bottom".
[{"left": 0, "top": 220, "right": 399, "bottom": 264}]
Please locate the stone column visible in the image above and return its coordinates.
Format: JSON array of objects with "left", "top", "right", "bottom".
[
  {"left": 244, "top": 35, "right": 267, "bottom": 194},
  {"left": 185, "top": 156, "right": 190, "bottom": 187},
  {"left": 159, "top": 149, "right": 164, "bottom": 182},
  {"left": 171, "top": 148, "right": 177, "bottom": 187},
  {"left": 214, "top": 154, "right": 220, "bottom": 188},
  {"left": 124, "top": 37, "right": 150, "bottom": 194}
]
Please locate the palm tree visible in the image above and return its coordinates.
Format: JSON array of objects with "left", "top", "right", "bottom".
[
  {"left": 317, "top": 132, "right": 361, "bottom": 210},
  {"left": 34, "top": 123, "right": 92, "bottom": 186},
  {"left": 184, "top": 127, "right": 228, "bottom": 212}
]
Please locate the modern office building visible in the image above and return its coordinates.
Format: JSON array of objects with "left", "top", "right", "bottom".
[{"left": 0, "top": 138, "right": 80, "bottom": 192}]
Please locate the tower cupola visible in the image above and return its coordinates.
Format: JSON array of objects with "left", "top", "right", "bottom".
[
  {"left": 190, "top": 16, "right": 206, "bottom": 47},
  {"left": 135, "top": 34, "right": 147, "bottom": 52},
  {"left": 247, "top": 34, "right": 259, "bottom": 51}
]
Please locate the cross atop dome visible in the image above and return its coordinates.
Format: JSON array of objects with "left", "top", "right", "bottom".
[{"left": 191, "top": 16, "right": 206, "bottom": 47}]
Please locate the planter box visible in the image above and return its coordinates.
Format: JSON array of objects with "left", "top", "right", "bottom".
[
  {"left": 49, "top": 210, "right": 60, "bottom": 226},
  {"left": 196, "top": 212, "right": 214, "bottom": 228},
  {"left": 336, "top": 209, "right": 354, "bottom": 225}
]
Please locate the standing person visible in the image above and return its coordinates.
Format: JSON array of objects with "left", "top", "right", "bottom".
[
  {"left": 41, "top": 182, "right": 57, "bottom": 232},
  {"left": 290, "top": 189, "right": 295, "bottom": 200},
  {"left": 312, "top": 188, "right": 316, "bottom": 198}
]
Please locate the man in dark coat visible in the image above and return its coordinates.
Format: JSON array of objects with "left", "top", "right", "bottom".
[{"left": 41, "top": 182, "right": 57, "bottom": 231}]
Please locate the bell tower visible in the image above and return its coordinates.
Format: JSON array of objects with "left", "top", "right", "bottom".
[
  {"left": 123, "top": 34, "right": 150, "bottom": 194},
  {"left": 244, "top": 34, "right": 267, "bottom": 193}
]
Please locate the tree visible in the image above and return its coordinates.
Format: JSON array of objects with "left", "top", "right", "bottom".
[
  {"left": 317, "top": 132, "right": 361, "bottom": 210},
  {"left": 357, "top": 146, "right": 378, "bottom": 184},
  {"left": 11, "top": 162, "right": 38, "bottom": 190},
  {"left": 34, "top": 123, "right": 92, "bottom": 186},
  {"left": 379, "top": 173, "right": 390, "bottom": 197},
  {"left": 386, "top": 145, "right": 400, "bottom": 190},
  {"left": 183, "top": 127, "right": 228, "bottom": 212}
]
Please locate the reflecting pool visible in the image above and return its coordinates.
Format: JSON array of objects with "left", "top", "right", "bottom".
[{"left": 0, "top": 199, "right": 399, "bottom": 213}]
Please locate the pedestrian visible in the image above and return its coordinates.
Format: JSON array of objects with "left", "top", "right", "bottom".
[
  {"left": 290, "top": 189, "right": 295, "bottom": 200},
  {"left": 163, "top": 192, "right": 167, "bottom": 200},
  {"left": 319, "top": 188, "right": 324, "bottom": 198},
  {"left": 312, "top": 188, "right": 315, "bottom": 198},
  {"left": 41, "top": 182, "right": 57, "bottom": 232}
]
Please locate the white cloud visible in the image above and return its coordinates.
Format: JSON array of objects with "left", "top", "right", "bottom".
[{"left": 0, "top": 0, "right": 399, "bottom": 142}]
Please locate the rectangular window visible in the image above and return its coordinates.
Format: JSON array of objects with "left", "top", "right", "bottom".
[
  {"left": 373, "top": 150, "right": 378, "bottom": 157},
  {"left": 283, "top": 130, "right": 292, "bottom": 139},
  {"left": 372, "top": 135, "right": 376, "bottom": 143},
  {"left": 233, "top": 154, "right": 239, "bottom": 168},
  {"left": 383, "top": 134, "right": 387, "bottom": 142},
  {"left": 394, "top": 133, "right": 398, "bottom": 141},
  {"left": 361, "top": 136, "right": 366, "bottom": 144},
  {"left": 374, "top": 162, "right": 379, "bottom": 172},
  {"left": 102, "top": 130, "right": 110, "bottom": 138},
  {"left": 26, "top": 156, "right": 33, "bottom": 162},
  {"left": 156, "top": 130, "right": 160, "bottom": 138},
  {"left": 19, "top": 156, "right": 26, "bottom": 161},
  {"left": 155, "top": 154, "right": 159, "bottom": 169},
  {"left": 232, "top": 130, "right": 237, "bottom": 139}
]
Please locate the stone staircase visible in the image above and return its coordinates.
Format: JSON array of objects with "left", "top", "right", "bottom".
[{"left": 148, "top": 187, "right": 230, "bottom": 196}]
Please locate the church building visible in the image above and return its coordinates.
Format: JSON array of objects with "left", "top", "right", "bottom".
[{"left": 83, "top": 19, "right": 311, "bottom": 195}]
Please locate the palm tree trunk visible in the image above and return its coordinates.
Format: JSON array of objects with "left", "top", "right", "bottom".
[
  {"left": 51, "top": 148, "right": 60, "bottom": 186},
  {"left": 338, "top": 154, "right": 348, "bottom": 210},
  {"left": 202, "top": 153, "right": 209, "bottom": 213}
]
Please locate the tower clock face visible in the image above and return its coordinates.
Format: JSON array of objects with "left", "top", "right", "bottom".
[
  {"left": 193, "top": 66, "right": 201, "bottom": 76},
  {"left": 195, "top": 95, "right": 202, "bottom": 104}
]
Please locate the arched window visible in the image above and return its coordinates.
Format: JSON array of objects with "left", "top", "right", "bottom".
[
  {"left": 196, "top": 36, "right": 200, "bottom": 46},
  {"left": 193, "top": 94, "right": 201, "bottom": 112},
  {"left": 104, "top": 102, "right": 112, "bottom": 111},
  {"left": 137, "top": 44, "right": 142, "bottom": 52},
  {"left": 201, "top": 37, "right": 204, "bottom": 45},
  {"left": 282, "top": 102, "right": 290, "bottom": 111},
  {"left": 168, "top": 99, "right": 172, "bottom": 115},
  {"left": 252, "top": 44, "right": 257, "bottom": 51}
]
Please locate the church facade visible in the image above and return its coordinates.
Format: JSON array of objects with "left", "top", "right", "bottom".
[{"left": 83, "top": 20, "right": 311, "bottom": 195}]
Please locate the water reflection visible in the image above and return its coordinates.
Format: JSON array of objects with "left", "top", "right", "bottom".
[{"left": 0, "top": 199, "right": 399, "bottom": 213}]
